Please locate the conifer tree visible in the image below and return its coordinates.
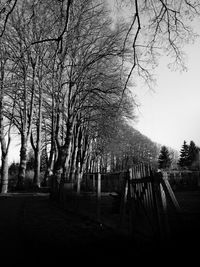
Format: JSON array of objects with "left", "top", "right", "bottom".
[
  {"left": 178, "top": 141, "right": 189, "bottom": 168},
  {"left": 158, "top": 146, "right": 171, "bottom": 170},
  {"left": 188, "top": 141, "right": 199, "bottom": 168}
]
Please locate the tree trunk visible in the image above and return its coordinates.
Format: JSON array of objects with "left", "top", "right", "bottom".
[
  {"left": 33, "top": 149, "right": 41, "bottom": 188},
  {"left": 0, "top": 153, "right": 9, "bottom": 193},
  {"left": 16, "top": 138, "right": 28, "bottom": 190},
  {"left": 44, "top": 94, "right": 57, "bottom": 185},
  {"left": 70, "top": 124, "right": 80, "bottom": 183},
  {"left": 0, "top": 129, "right": 9, "bottom": 193},
  {"left": 0, "top": 116, "right": 10, "bottom": 194},
  {"left": 44, "top": 146, "right": 55, "bottom": 185},
  {"left": 0, "top": 53, "right": 10, "bottom": 193},
  {"left": 51, "top": 123, "right": 74, "bottom": 199},
  {"left": 32, "top": 83, "right": 43, "bottom": 188},
  {"left": 51, "top": 146, "right": 67, "bottom": 198}
]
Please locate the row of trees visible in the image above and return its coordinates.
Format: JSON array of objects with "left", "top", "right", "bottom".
[
  {"left": 0, "top": 0, "right": 136, "bottom": 193},
  {"left": 0, "top": 0, "right": 199, "bottom": 194}
]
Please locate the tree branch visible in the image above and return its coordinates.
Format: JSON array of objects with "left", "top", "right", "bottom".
[{"left": 0, "top": 0, "right": 18, "bottom": 38}]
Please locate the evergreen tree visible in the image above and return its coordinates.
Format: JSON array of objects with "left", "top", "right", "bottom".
[
  {"left": 188, "top": 141, "right": 199, "bottom": 169},
  {"left": 178, "top": 140, "right": 189, "bottom": 168},
  {"left": 158, "top": 146, "right": 171, "bottom": 169}
]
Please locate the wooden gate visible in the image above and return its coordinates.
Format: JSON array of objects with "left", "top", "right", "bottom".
[{"left": 120, "top": 164, "right": 181, "bottom": 244}]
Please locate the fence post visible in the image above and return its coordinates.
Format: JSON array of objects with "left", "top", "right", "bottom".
[
  {"left": 159, "top": 182, "right": 171, "bottom": 240},
  {"left": 197, "top": 171, "right": 200, "bottom": 187},
  {"left": 77, "top": 174, "right": 81, "bottom": 195},
  {"left": 96, "top": 157, "right": 101, "bottom": 221},
  {"left": 76, "top": 162, "right": 81, "bottom": 195},
  {"left": 150, "top": 171, "right": 163, "bottom": 242},
  {"left": 161, "top": 172, "right": 181, "bottom": 212},
  {"left": 119, "top": 171, "right": 129, "bottom": 227},
  {"left": 92, "top": 174, "right": 96, "bottom": 193},
  {"left": 128, "top": 167, "right": 136, "bottom": 235},
  {"left": 97, "top": 172, "right": 101, "bottom": 221}
]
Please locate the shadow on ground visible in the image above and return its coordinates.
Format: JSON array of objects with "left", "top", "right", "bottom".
[{"left": 0, "top": 190, "right": 200, "bottom": 266}]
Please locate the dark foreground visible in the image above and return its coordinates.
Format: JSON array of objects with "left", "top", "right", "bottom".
[{"left": 0, "top": 190, "right": 200, "bottom": 266}]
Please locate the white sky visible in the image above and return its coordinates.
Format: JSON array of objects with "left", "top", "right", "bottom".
[{"left": 133, "top": 35, "right": 200, "bottom": 152}]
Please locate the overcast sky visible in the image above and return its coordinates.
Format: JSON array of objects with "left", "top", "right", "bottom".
[{"left": 133, "top": 32, "right": 200, "bottom": 152}]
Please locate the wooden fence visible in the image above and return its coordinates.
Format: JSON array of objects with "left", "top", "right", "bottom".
[
  {"left": 120, "top": 164, "right": 181, "bottom": 244},
  {"left": 82, "top": 171, "right": 126, "bottom": 193},
  {"left": 60, "top": 164, "right": 182, "bottom": 245}
]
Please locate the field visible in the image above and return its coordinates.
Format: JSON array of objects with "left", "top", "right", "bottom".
[{"left": 0, "top": 185, "right": 199, "bottom": 266}]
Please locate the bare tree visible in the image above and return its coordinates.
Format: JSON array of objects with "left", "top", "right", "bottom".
[
  {"left": 0, "top": 39, "right": 12, "bottom": 193},
  {"left": 0, "top": 0, "right": 18, "bottom": 37},
  {"left": 41, "top": 0, "right": 135, "bottom": 197},
  {"left": 116, "top": 0, "right": 200, "bottom": 90},
  {"left": 4, "top": 3, "right": 38, "bottom": 189}
]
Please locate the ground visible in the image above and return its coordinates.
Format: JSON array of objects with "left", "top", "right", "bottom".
[
  {"left": 0, "top": 190, "right": 200, "bottom": 266},
  {"left": 0, "top": 192, "right": 135, "bottom": 266}
]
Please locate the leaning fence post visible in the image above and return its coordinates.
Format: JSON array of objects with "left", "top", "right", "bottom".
[
  {"left": 161, "top": 172, "right": 181, "bottom": 212},
  {"left": 150, "top": 170, "right": 163, "bottom": 242},
  {"left": 159, "top": 182, "right": 171, "bottom": 240}
]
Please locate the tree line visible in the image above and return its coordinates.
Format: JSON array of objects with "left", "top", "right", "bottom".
[
  {"left": 0, "top": 0, "right": 199, "bottom": 194},
  {"left": 0, "top": 0, "right": 136, "bottom": 193},
  {"left": 158, "top": 141, "right": 200, "bottom": 171}
]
